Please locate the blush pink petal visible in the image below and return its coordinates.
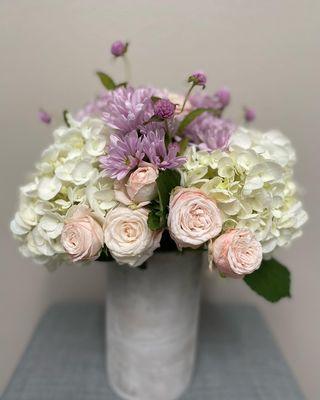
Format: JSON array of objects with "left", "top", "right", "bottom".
[{"left": 210, "top": 229, "right": 262, "bottom": 278}]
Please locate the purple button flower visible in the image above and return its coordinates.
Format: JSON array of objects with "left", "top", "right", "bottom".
[
  {"left": 111, "top": 40, "right": 128, "bottom": 57},
  {"left": 154, "top": 99, "right": 176, "bottom": 119},
  {"left": 244, "top": 107, "right": 256, "bottom": 122},
  {"left": 38, "top": 109, "right": 51, "bottom": 124},
  {"left": 188, "top": 71, "right": 207, "bottom": 87}
]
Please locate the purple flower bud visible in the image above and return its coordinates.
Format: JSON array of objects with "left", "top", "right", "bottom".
[
  {"left": 215, "top": 87, "right": 231, "bottom": 108},
  {"left": 244, "top": 107, "right": 256, "bottom": 122},
  {"left": 111, "top": 40, "right": 128, "bottom": 57},
  {"left": 38, "top": 109, "right": 51, "bottom": 124},
  {"left": 154, "top": 99, "right": 176, "bottom": 119},
  {"left": 188, "top": 70, "right": 207, "bottom": 87}
]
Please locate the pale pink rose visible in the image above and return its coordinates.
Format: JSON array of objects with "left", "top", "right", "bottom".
[
  {"left": 209, "top": 229, "right": 262, "bottom": 278},
  {"left": 104, "top": 206, "right": 162, "bottom": 267},
  {"left": 168, "top": 187, "right": 222, "bottom": 249},
  {"left": 114, "top": 162, "right": 158, "bottom": 207},
  {"left": 61, "top": 205, "right": 104, "bottom": 262}
]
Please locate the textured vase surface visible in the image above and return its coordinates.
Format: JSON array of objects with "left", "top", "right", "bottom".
[{"left": 105, "top": 252, "right": 202, "bottom": 400}]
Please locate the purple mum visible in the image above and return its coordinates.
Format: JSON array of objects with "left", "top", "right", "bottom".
[
  {"left": 102, "top": 87, "right": 155, "bottom": 134},
  {"left": 190, "top": 87, "right": 231, "bottom": 111},
  {"left": 185, "top": 113, "right": 235, "bottom": 151},
  {"left": 100, "top": 131, "right": 144, "bottom": 180},
  {"left": 75, "top": 89, "right": 116, "bottom": 121},
  {"left": 142, "top": 129, "right": 186, "bottom": 169}
]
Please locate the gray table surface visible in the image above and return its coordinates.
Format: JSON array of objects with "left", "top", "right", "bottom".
[{"left": 2, "top": 303, "right": 304, "bottom": 400}]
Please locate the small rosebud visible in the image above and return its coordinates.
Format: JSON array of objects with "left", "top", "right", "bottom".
[
  {"left": 244, "top": 107, "right": 256, "bottom": 122},
  {"left": 111, "top": 40, "right": 128, "bottom": 57},
  {"left": 214, "top": 87, "right": 231, "bottom": 108},
  {"left": 154, "top": 99, "right": 176, "bottom": 119},
  {"left": 38, "top": 109, "right": 51, "bottom": 124},
  {"left": 188, "top": 70, "right": 207, "bottom": 87}
]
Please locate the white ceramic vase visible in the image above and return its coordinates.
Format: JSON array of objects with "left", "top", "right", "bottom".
[{"left": 105, "top": 252, "right": 202, "bottom": 400}]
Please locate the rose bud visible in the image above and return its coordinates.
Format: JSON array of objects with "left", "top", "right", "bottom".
[
  {"left": 209, "top": 229, "right": 262, "bottom": 278},
  {"left": 114, "top": 163, "right": 159, "bottom": 207}
]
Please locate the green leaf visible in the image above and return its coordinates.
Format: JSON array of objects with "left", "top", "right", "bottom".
[
  {"left": 147, "top": 210, "right": 161, "bottom": 231},
  {"left": 176, "top": 108, "right": 220, "bottom": 135},
  {"left": 244, "top": 258, "right": 291, "bottom": 303},
  {"left": 96, "top": 71, "right": 116, "bottom": 90},
  {"left": 178, "top": 137, "right": 189, "bottom": 155},
  {"left": 63, "top": 110, "right": 71, "bottom": 127},
  {"left": 176, "top": 108, "right": 209, "bottom": 135},
  {"left": 147, "top": 170, "right": 180, "bottom": 230},
  {"left": 157, "top": 169, "right": 181, "bottom": 226},
  {"left": 96, "top": 248, "right": 114, "bottom": 262}
]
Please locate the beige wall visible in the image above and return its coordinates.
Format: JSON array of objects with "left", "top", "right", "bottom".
[{"left": 0, "top": 1, "right": 319, "bottom": 398}]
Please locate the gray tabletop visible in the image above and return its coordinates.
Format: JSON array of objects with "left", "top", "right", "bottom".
[{"left": 2, "top": 303, "right": 304, "bottom": 400}]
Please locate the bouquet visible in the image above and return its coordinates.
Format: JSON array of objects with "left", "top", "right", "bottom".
[{"left": 11, "top": 40, "right": 307, "bottom": 302}]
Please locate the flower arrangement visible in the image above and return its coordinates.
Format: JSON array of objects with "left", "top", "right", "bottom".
[{"left": 11, "top": 41, "right": 307, "bottom": 302}]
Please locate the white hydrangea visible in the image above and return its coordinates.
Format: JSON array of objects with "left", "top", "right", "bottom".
[
  {"left": 180, "top": 127, "right": 308, "bottom": 254},
  {"left": 10, "top": 115, "right": 117, "bottom": 267}
]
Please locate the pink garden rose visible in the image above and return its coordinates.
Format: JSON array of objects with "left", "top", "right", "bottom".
[
  {"left": 168, "top": 187, "right": 222, "bottom": 249},
  {"left": 104, "top": 206, "right": 162, "bottom": 267},
  {"left": 61, "top": 205, "right": 104, "bottom": 262},
  {"left": 209, "top": 229, "right": 262, "bottom": 278},
  {"left": 114, "top": 162, "right": 158, "bottom": 207}
]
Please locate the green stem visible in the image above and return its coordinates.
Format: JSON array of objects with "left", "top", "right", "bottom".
[{"left": 180, "top": 83, "right": 195, "bottom": 114}]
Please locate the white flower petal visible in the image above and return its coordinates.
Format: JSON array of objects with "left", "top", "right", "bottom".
[{"left": 38, "top": 176, "right": 62, "bottom": 201}]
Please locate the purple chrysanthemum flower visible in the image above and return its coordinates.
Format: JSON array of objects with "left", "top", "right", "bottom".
[
  {"left": 190, "top": 87, "right": 231, "bottom": 111},
  {"left": 142, "top": 129, "right": 186, "bottom": 169},
  {"left": 111, "top": 40, "right": 128, "bottom": 57},
  {"left": 75, "top": 91, "right": 110, "bottom": 121},
  {"left": 185, "top": 113, "right": 235, "bottom": 151},
  {"left": 190, "top": 93, "right": 218, "bottom": 109},
  {"left": 100, "top": 131, "right": 144, "bottom": 180},
  {"left": 214, "top": 87, "right": 231, "bottom": 109},
  {"left": 102, "top": 87, "right": 155, "bottom": 133}
]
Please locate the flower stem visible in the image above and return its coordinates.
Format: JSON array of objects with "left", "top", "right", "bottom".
[{"left": 180, "top": 83, "right": 195, "bottom": 113}]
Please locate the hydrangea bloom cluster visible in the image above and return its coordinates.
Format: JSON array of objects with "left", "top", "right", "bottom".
[
  {"left": 11, "top": 41, "right": 307, "bottom": 301},
  {"left": 180, "top": 128, "right": 307, "bottom": 254},
  {"left": 11, "top": 116, "right": 117, "bottom": 268}
]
